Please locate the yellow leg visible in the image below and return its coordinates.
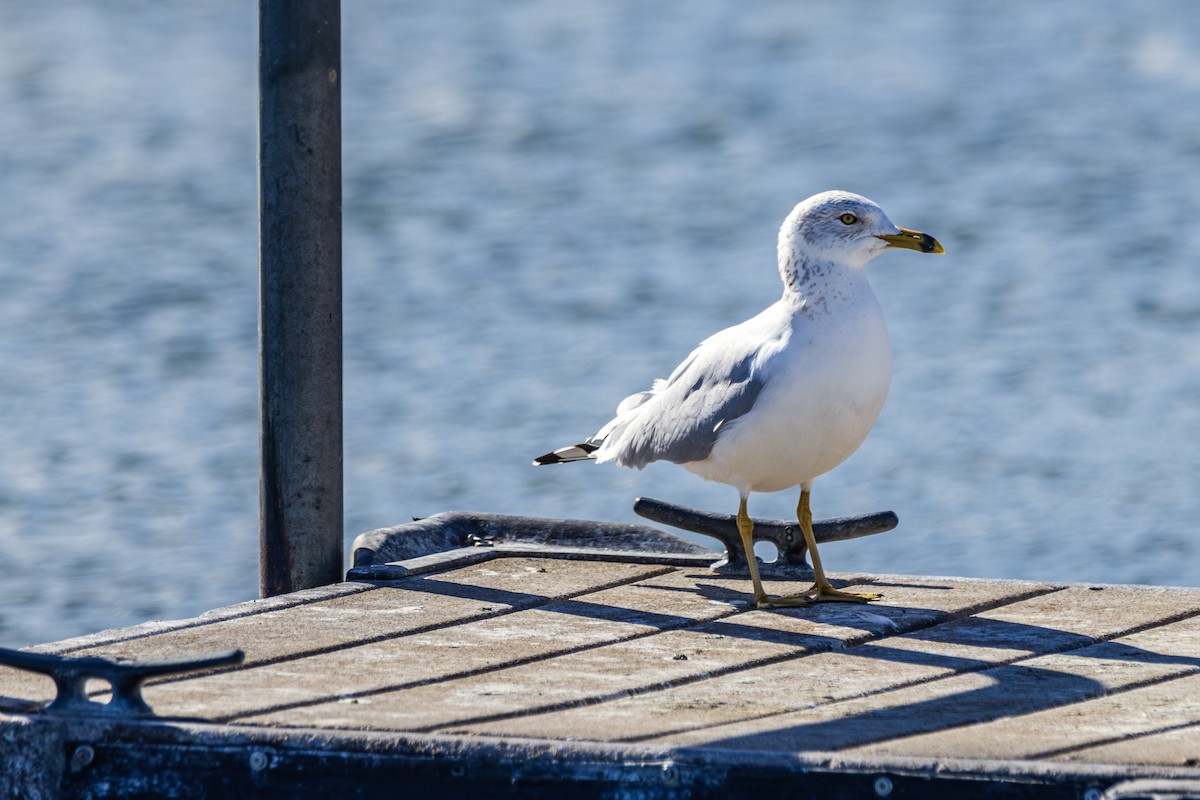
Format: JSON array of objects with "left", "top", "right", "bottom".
[
  {"left": 797, "top": 488, "right": 880, "bottom": 603},
  {"left": 738, "top": 497, "right": 811, "bottom": 609}
]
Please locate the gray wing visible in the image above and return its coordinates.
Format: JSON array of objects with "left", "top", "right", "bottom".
[{"left": 598, "top": 310, "right": 789, "bottom": 469}]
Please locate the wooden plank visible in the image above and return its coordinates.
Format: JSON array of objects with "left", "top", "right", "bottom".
[
  {"left": 855, "top": 614, "right": 1200, "bottom": 762},
  {"left": 634, "top": 584, "right": 1200, "bottom": 753},
  {"left": 1063, "top": 717, "right": 1200, "bottom": 768},
  {"left": 31, "top": 582, "right": 372, "bottom": 655},
  {"left": 243, "top": 572, "right": 1055, "bottom": 734}
]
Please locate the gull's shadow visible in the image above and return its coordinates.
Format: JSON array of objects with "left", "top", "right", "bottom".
[
  {"left": 669, "top": 616, "right": 1200, "bottom": 752},
  {"left": 386, "top": 584, "right": 1200, "bottom": 741}
]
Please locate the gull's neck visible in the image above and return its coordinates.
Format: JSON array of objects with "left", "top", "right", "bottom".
[
  {"left": 778, "top": 249, "right": 870, "bottom": 313},
  {"left": 779, "top": 248, "right": 828, "bottom": 298}
]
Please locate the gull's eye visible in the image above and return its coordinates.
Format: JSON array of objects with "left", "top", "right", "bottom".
[{"left": 839, "top": 213, "right": 858, "bottom": 225}]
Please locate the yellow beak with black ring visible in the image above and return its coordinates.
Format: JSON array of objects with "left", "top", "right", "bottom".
[{"left": 879, "top": 227, "right": 946, "bottom": 254}]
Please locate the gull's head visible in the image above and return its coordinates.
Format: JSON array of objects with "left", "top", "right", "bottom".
[{"left": 780, "top": 190, "right": 945, "bottom": 270}]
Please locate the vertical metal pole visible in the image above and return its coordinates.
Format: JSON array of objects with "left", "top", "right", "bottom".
[{"left": 258, "top": 0, "right": 343, "bottom": 596}]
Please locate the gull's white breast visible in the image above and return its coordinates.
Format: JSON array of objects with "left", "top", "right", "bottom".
[{"left": 684, "top": 282, "right": 892, "bottom": 494}]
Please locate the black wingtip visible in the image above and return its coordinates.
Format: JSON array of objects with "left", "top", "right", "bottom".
[{"left": 532, "top": 442, "right": 599, "bottom": 466}]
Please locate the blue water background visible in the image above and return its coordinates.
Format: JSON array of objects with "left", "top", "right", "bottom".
[{"left": 2, "top": 2, "right": 1200, "bottom": 646}]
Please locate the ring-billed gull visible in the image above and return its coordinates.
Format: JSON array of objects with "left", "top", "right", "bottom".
[{"left": 534, "top": 191, "right": 944, "bottom": 608}]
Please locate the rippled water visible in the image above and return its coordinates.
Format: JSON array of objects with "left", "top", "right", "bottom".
[{"left": 2, "top": 2, "right": 1200, "bottom": 647}]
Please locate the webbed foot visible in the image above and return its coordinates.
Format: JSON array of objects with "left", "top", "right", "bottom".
[
  {"left": 754, "top": 593, "right": 813, "bottom": 609},
  {"left": 802, "top": 583, "right": 881, "bottom": 604}
]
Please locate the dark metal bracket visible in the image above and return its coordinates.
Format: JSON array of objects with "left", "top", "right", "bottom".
[
  {"left": 0, "top": 646, "right": 244, "bottom": 717},
  {"left": 634, "top": 497, "right": 898, "bottom": 576}
]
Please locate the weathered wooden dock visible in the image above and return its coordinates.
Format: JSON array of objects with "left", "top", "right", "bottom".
[{"left": 4, "top": 517, "right": 1200, "bottom": 799}]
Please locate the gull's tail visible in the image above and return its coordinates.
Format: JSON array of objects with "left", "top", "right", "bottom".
[
  {"left": 533, "top": 388, "right": 658, "bottom": 467},
  {"left": 532, "top": 442, "right": 599, "bottom": 465}
]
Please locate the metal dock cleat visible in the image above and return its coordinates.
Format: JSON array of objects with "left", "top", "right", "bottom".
[
  {"left": 0, "top": 646, "right": 244, "bottom": 717},
  {"left": 633, "top": 496, "right": 899, "bottom": 577}
]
